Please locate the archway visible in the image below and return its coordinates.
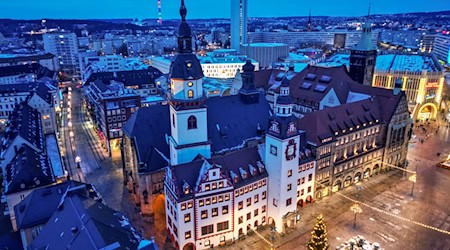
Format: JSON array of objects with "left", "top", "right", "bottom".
[
  {"left": 332, "top": 180, "right": 342, "bottom": 192},
  {"left": 153, "top": 194, "right": 166, "bottom": 236},
  {"left": 238, "top": 228, "right": 244, "bottom": 236},
  {"left": 183, "top": 243, "right": 195, "bottom": 250},
  {"left": 268, "top": 217, "right": 276, "bottom": 227},
  {"left": 344, "top": 176, "right": 352, "bottom": 187},
  {"left": 418, "top": 103, "right": 438, "bottom": 120},
  {"left": 306, "top": 195, "right": 313, "bottom": 204},
  {"left": 297, "top": 199, "right": 304, "bottom": 207},
  {"left": 364, "top": 168, "right": 371, "bottom": 178},
  {"left": 354, "top": 172, "right": 362, "bottom": 183},
  {"left": 373, "top": 164, "right": 380, "bottom": 175},
  {"left": 254, "top": 220, "right": 259, "bottom": 228}
]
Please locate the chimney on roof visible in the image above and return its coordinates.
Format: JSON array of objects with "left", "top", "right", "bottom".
[{"left": 393, "top": 78, "right": 403, "bottom": 95}]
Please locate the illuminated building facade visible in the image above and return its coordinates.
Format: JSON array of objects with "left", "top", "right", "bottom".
[
  {"left": 230, "top": 0, "right": 248, "bottom": 52},
  {"left": 372, "top": 53, "right": 444, "bottom": 120}
]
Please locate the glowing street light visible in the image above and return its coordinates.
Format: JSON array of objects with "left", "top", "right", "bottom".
[
  {"left": 350, "top": 203, "right": 363, "bottom": 229},
  {"left": 68, "top": 121, "right": 72, "bottom": 127},
  {"left": 69, "top": 131, "right": 74, "bottom": 138},
  {"left": 409, "top": 174, "right": 416, "bottom": 196}
]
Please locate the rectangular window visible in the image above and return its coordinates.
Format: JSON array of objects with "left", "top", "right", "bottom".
[
  {"left": 222, "top": 205, "right": 229, "bottom": 214},
  {"left": 205, "top": 184, "right": 210, "bottom": 191},
  {"left": 287, "top": 184, "right": 292, "bottom": 191},
  {"left": 212, "top": 197, "right": 217, "bottom": 204},
  {"left": 262, "top": 191, "right": 267, "bottom": 200},
  {"left": 262, "top": 205, "right": 266, "bottom": 213},
  {"left": 212, "top": 183, "right": 217, "bottom": 190},
  {"left": 254, "top": 194, "right": 259, "bottom": 203},
  {"left": 308, "top": 174, "right": 313, "bottom": 181},
  {"left": 185, "top": 231, "right": 191, "bottom": 239},
  {"left": 184, "top": 213, "right": 191, "bottom": 222},
  {"left": 205, "top": 198, "right": 211, "bottom": 205},
  {"left": 246, "top": 198, "right": 251, "bottom": 207},
  {"left": 201, "top": 210, "right": 208, "bottom": 219},
  {"left": 199, "top": 200, "right": 204, "bottom": 207},
  {"left": 201, "top": 225, "right": 214, "bottom": 236},
  {"left": 187, "top": 201, "right": 193, "bottom": 208},
  {"left": 254, "top": 209, "right": 259, "bottom": 217},
  {"left": 286, "top": 198, "right": 292, "bottom": 206},
  {"left": 238, "top": 216, "right": 243, "bottom": 224},
  {"left": 217, "top": 221, "right": 229, "bottom": 232},
  {"left": 247, "top": 212, "right": 251, "bottom": 220},
  {"left": 225, "top": 194, "right": 230, "bottom": 201},
  {"left": 273, "top": 199, "right": 278, "bottom": 207},
  {"left": 270, "top": 145, "right": 277, "bottom": 156},
  {"left": 308, "top": 186, "right": 312, "bottom": 192},
  {"left": 287, "top": 170, "right": 292, "bottom": 177},
  {"left": 238, "top": 201, "right": 243, "bottom": 210},
  {"left": 212, "top": 208, "right": 218, "bottom": 217}
]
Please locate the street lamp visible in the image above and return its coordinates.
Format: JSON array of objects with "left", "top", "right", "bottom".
[
  {"left": 68, "top": 121, "right": 72, "bottom": 127},
  {"left": 350, "top": 203, "right": 362, "bottom": 229},
  {"left": 75, "top": 156, "right": 81, "bottom": 169},
  {"left": 69, "top": 131, "right": 74, "bottom": 138},
  {"left": 409, "top": 174, "right": 416, "bottom": 196}
]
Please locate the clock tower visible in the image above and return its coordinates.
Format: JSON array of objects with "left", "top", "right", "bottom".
[
  {"left": 349, "top": 6, "right": 377, "bottom": 86},
  {"left": 265, "top": 76, "right": 300, "bottom": 233},
  {"left": 168, "top": 0, "right": 211, "bottom": 166}
]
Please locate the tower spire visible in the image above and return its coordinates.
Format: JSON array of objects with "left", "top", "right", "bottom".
[
  {"left": 180, "top": 0, "right": 187, "bottom": 22},
  {"left": 307, "top": 9, "right": 312, "bottom": 31}
]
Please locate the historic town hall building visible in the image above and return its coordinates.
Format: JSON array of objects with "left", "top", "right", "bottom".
[{"left": 121, "top": 1, "right": 411, "bottom": 249}]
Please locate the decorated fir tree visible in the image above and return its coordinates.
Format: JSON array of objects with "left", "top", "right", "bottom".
[{"left": 306, "top": 214, "right": 329, "bottom": 250}]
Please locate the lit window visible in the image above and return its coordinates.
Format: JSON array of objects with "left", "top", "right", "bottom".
[
  {"left": 187, "top": 81, "right": 193, "bottom": 87},
  {"left": 184, "top": 213, "right": 191, "bottom": 222},
  {"left": 188, "top": 89, "right": 194, "bottom": 99},
  {"left": 287, "top": 170, "right": 292, "bottom": 177},
  {"left": 185, "top": 231, "right": 191, "bottom": 239},
  {"left": 201, "top": 210, "right": 208, "bottom": 219}
]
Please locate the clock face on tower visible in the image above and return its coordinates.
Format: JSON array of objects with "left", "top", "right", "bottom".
[{"left": 285, "top": 139, "right": 297, "bottom": 161}]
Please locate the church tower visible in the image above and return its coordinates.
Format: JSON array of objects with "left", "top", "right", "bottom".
[
  {"left": 168, "top": 0, "right": 210, "bottom": 166},
  {"left": 265, "top": 76, "right": 300, "bottom": 233},
  {"left": 349, "top": 6, "right": 377, "bottom": 86}
]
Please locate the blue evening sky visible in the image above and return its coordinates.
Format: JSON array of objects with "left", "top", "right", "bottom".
[{"left": 0, "top": 0, "right": 449, "bottom": 20}]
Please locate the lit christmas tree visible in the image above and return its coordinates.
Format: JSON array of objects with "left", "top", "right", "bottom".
[{"left": 306, "top": 214, "right": 329, "bottom": 250}]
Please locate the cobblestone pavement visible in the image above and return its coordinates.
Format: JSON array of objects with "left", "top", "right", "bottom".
[{"left": 224, "top": 124, "right": 450, "bottom": 250}]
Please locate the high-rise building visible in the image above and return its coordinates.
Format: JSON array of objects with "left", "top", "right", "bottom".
[
  {"left": 43, "top": 33, "right": 80, "bottom": 78},
  {"left": 349, "top": 9, "right": 377, "bottom": 86},
  {"left": 433, "top": 32, "right": 450, "bottom": 64},
  {"left": 230, "top": 0, "right": 248, "bottom": 52}
]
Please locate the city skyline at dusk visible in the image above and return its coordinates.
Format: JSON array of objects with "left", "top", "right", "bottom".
[{"left": 1, "top": 0, "right": 450, "bottom": 20}]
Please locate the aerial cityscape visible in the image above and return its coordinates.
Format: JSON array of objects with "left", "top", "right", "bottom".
[{"left": 0, "top": 0, "right": 450, "bottom": 250}]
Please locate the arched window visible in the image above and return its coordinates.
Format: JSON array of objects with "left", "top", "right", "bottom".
[
  {"left": 187, "top": 89, "right": 194, "bottom": 99},
  {"left": 188, "top": 116, "right": 197, "bottom": 130}
]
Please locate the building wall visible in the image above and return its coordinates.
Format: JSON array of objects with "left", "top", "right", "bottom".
[
  {"left": 0, "top": 74, "right": 36, "bottom": 85},
  {"left": 433, "top": 34, "right": 450, "bottom": 64},
  {"left": 240, "top": 44, "right": 289, "bottom": 68},
  {"left": 0, "top": 92, "right": 29, "bottom": 121},
  {"left": 43, "top": 33, "right": 80, "bottom": 76}
]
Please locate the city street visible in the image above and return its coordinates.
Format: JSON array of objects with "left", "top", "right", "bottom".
[
  {"left": 224, "top": 124, "right": 450, "bottom": 250},
  {"left": 61, "top": 83, "right": 168, "bottom": 247}
]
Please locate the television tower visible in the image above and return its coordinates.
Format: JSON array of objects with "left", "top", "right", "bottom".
[{"left": 157, "top": 0, "right": 162, "bottom": 25}]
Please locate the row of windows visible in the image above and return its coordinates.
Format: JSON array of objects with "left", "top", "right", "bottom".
[
  {"left": 336, "top": 127, "right": 379, "bottom": 146},
  {"left": 334, "top": 121, "right": 379, "bottom": 136},
  {"left": 198, "top": 194, "right": 230, "bottom": 207},
  {"left": 234, "top": 179, "right": 267, "bottom": 197},
  {"left": 201, "top": 221, "right": 229, "bottom": 236},
  {"left": 200, "top": 205, "right": 229, "bottom": 220},
  {"left": 316, "top": 171, "right": 330, "bottom": 181},
  {"left": 107, "top": 115, "right": 126, "bottom": 123},
  {"left": 106, "top": 108, "right": 125, "bottom": 116},
  {"left": 180, "top": 201, "right": 193, "bottom": 211},
  {"left": 202, "top": 180, "right": 224, "bottom": 192},
  {"left": 238, "top": 206, "right": 266, "bottom": 225},
  {"left": 237, "top": 192, "right": 266, "bottom": 210}
]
